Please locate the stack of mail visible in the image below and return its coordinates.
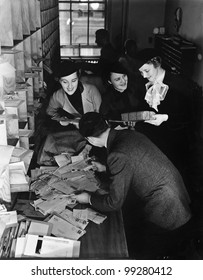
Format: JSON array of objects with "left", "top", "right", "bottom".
[
  {"left": 0, "top": 145, "right": 14, "bottom": 202},
  {"left": 13, "top": 218, "right": 80, "bottom": 258},
  {"left": 59, "top": 208, "right": 88, "bottom": 230},
  {"left": 15, "top": 234, "right": 80, "bottom": 258},
  {"left": 0, "top": 210, "right": 18, "bottom": 257},
  {"left": 46, "top": 213, "right": 86, "bottom": 240},
  {"left": 32, "top": 192, "right": 77, "bottom": 216},
  {"left": 10, "top": 147, "right": 33, "bottom": 173},
  {"left": 9, "top": 161, "right": 30, "bottom": 192},
  {"left": 87, "top": 208, "right": 107, "bottom": 224},
  {"left": 0, "top": 210, "right": 18, "bottom": 228},
  {"left": 72, "top": 208, "right": 107, "bottom": 225}
]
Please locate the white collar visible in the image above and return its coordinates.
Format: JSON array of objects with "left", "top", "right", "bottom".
[{"left": 154, "top": 69, "right": 166, "bottom": 84}]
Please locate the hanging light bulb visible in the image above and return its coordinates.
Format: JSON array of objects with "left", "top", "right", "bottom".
[
  {"left": 90, "top": 3, "right": 99, "bottom": 10},
  {"left": 66, "top": 18, "right": 70, "bottom": 25}
]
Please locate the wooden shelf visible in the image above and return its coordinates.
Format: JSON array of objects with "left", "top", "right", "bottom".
[
  {"left": 40, "top": 0, "right": 60, "bottom": 81},
  {"left": 154, "top": 35, "right": 197, "bottom": 76},
  {"left": 0, "top": 0, "right": 49, "bottom": 148}
]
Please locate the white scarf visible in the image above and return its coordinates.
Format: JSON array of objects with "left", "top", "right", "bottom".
[{"left": 145, "top": 71, "right": 169, "bottom": 111}]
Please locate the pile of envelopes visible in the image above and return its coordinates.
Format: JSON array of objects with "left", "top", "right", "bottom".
[
  {"left": 0, "top": 204, "right": 106, "bottom": 258},
  {"left": 0, "top": 154, "right": 107, "bottom": 258},
  {"left": 30, "top": 158, "right": 101, "bottom": 215}
]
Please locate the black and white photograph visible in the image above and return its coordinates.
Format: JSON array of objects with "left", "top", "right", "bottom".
[{"left": 0, "top": 0, "right": 203, "bottom": 279}]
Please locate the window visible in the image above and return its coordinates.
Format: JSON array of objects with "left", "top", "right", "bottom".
[{"left": 59, "top": 0, "right": 107, "bottom": 58}]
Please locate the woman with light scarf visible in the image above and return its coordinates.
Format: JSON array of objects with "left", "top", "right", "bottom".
[{"left": 134, "top": 48, "right": 195, "bottom": 184}]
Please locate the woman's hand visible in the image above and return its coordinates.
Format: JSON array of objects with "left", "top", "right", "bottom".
[
  {"left": 92, "top": 161, "right": 107, "bottom": 172},
  {"left": 144, "top": 114, "right": 168, "bottom": 126}
]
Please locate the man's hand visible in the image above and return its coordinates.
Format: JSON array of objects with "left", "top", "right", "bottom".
[
  {"left": 59, "top": 119, "right": 71, "bottom": 126},
  {"left": 144, "top": 114, "right": 168, "bottom": 126},
  {"left": 72, "top": 192, "right": 91, "bottom": 204},
  {"left": 92, "top": 161, "right": 107, "bottom": 172},
  {"left": 60, "top": 118, "right": 80, "bottom": 128}
]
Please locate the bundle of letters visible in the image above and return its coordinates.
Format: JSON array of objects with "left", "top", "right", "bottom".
[
  {"left": 0, "top": 210, "right": 81, "bottom": 258},
  {"left": 1, "top": 157, "right": 107, "bottom": 258},
  {"left": 30, "top": 157, "right": 102, "bottom": 216},
  {"left": 0, "top": 207, "right": 106, "bottom": 258},
  {"left": 0, "top": 153, "right": 107, "bottom": 258}
]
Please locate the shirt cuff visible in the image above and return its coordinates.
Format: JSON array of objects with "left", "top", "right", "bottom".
[{"left": 88, "top": 195, "right": 92, "bottom": 205}]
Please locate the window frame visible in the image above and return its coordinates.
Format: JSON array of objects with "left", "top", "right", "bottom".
[{"left": 59, "top": 0, "right": 107, "bottom": 59}]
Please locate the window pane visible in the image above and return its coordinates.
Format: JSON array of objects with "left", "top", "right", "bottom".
[
  {"left": 60, "top": 47, "right": 79, "bottom": 57},
  {"left": 59, "top": 0, "right": 106, "bottom": 57},
  {"left": 89, "top": 11, "right": 105, "bottom": 44},
  {"left": 59, "top": 3, "right": 70, "bottom": 10},
  {"left": 90, "top": 2, "right": 104, "bottom": 11},
  {"left": 80, "top": 47, "right": 100, "bottom": 56},
  {"left": 72, "top": 2, "right": 88, "bottom": 11},
  {"left": 72, "top": 11, "right": 88, "bottom": 44},
  {"left": 59, "top": 11, "right": 71, "bottom": 45}
]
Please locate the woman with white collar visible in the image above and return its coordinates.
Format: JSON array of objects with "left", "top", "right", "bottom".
[{"left": 135, "top": 48, "right": 195, "bottom": 177}]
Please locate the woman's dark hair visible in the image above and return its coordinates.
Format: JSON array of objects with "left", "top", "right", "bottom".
[
  {"left": 147, "top": 56, "right": 162, "bottom": 68},
  {"left": 124, "top": 39, "right": 138, "bottom": 58},
  {"left": 54, "top": 60, "right": 80, "bottom": 81},
  {"left": 104, "top": 61, "right": 128, "bottom": 82},
  {"left": 136, "top": 48, "right": 162, "bottom": 68}
]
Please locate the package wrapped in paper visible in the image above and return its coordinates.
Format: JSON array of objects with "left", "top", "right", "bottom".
[{"left": 121, "top": 111, "right": 155, "bottom": 122}]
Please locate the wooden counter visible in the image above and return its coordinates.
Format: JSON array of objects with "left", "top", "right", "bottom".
[
  {"left": 80, "top": 209, "right": 129, "bottom": 259},
  {"left": 10, "top": 192, "right": 129, "bottom": 259}
]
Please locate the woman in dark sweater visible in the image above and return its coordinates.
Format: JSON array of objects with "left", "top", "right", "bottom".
[{"left": 99, "top": 61, "right": 139, "bottom": 122}]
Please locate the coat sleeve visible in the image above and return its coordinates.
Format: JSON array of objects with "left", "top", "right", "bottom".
[
  {"left": 87, "top": 84, "right": 102, "bottom": 112},
  {"left": 90, "top": 152, "right": 134, "bottom": 212},
  {"left": 46, "top": 91, "right": 64, "bottom": 121}
]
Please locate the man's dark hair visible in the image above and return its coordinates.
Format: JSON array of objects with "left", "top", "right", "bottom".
[
  {"left": 124, "top": 39, "right": 138, "bottom": 58},
  {"left": 95, "top": 29, "right": 109, "bottom": 40},
  {"left": 79, "top": 112, "right": 109, "bottom": 137}
]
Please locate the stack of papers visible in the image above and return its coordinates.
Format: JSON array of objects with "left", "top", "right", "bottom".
[
  {"left": 69, "top": 208, "right": 107, "bottom": 225},
  {"left": 0, "top": 164, "right": 10, "bottom": 202},
  {"left": 0, "top": 225, "right": 17, "bottom": 257},
  {"left": 86, "top": 208, "right": 107, "bottom": 224},
  {"left": 0, "top": 210, "right": 18, "bottom": 228},
  {"left": 27, "top": 220, "right": 53, "bottom": 236},
  {"left": 0, "top": 210, "right": 18, "bottom": 257},
  {"left": 47, "top": 214, "right": 86, "bottom": 240},
  {"left": 15, "top": 234, "right": 80, "bottom": 258},
  {"left": 53, "top": 159, "right": 94, "bottom": 176},
  {"left": 0, "top": 145, "right": 14, "bottom": 202},
  {"left": 30, "top": 173, "right": 52, "bottom": 195},
  {"left": 33, "top": 193, "right": 77, "bottom": 216},
  {"left": 59, "top": 208, "right": 88, "bottom": 230},
  {"left": 11, "top": 147, "right": 33, "bottom": 173},
  {"left": 8, "top": 216, "right": 81, "bottom": 258},
  {"left": 9, "top": 161, "right": 30, "bottom": 192},
  {"left": 54, "top": 154, "right": 71, "bottom": 167}
]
